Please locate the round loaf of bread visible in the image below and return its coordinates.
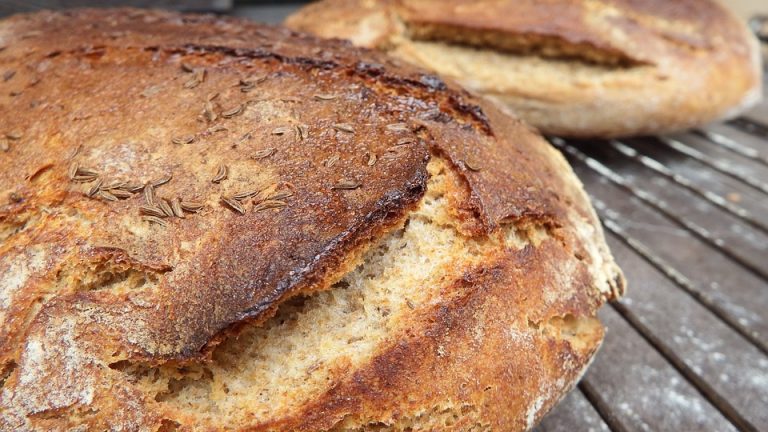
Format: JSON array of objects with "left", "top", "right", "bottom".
[
  {"left": 286, "top": 0, "right": 763, "bottom": 138},
  {"left": 0, "top": 9, "right": 623, "bottom": 431}
]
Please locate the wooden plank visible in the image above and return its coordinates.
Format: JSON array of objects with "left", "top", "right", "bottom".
[
  {"left": 618, "top": 134, "right": 768, "bottom": 221},
  {"left": 700, "top": 125, "right": 768, "bottom": 165},
  {"left": 742, "top": 99, "right": 768, "bottom": 127},
  {"left": 728, "top": 117, "right": 768, "bottom": 142},
  {"left": 535, "top": 390, "right": 610, "bottom": 432},
  {"left": 663, "top": 133, "right": 768, "bottom": 193},
  {"left": 583, "top": 307, "right": 738, "bottom": 432},
  {"left": 560, "top": 145, "right": 768, "bottom": 347},
  {"left": 606, "top": 233, "right": 768, "bottom": 429},
  {"left": 578, "top": 139, "right": 768, "bottom": 275}
]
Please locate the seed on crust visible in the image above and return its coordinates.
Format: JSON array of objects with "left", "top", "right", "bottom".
[
  {"left": 142, "top": 215, "right": 168, "bottom": 227},
  {"left": 98, "top": 190, "right": 118, "bottom": 202},
  {"left": 70, "top": 165, "right": 100, "bottom": 183},
  {"left": 324, "top": 154, "right": 340, "bottom": 168},
  {"left": 110, "top": 189, "right": 132, "bottom": 199},
  {"left": 124, "top": 183, "right": 144, "bottom": 193},
  {"left": 255, "top": 183, "right": 279, "bottom": 202},
  {"left": 180, "top": 62, "right": 196, "bottom": 73},
  {"left": 183, "top": 68, "right": 206, "bottom": 89},
  {"left": 253, "top": 148, "right": 276, "bottom": 160},
  {"left": 140, "top": 205, "right": 165, "bottom": 218},
  {"left": 296, "top": 124, "right": 308, "bottom": 141},
  {"left": 75, "top": 167, "right": 99, "bottom": 177},
  {"left": 313, "top": 94, "right": 337, "bottom": 101},
  {"left": 268, "top": 191, "right": 293, "bottom": 201},
  {"left": 463, "top": 159, "right": 482, "bottom": 172},
  {"left": 87, "top": 178, "right": 103, "bottom": 197},
  {"left": 221, "top": 104, "right": 244, "bottom": 118},
  {"left": 332, "top": 123, "right": 355, "bottom": 133},
  {"left": 239, "top": 80, "right": 255, "bottom": 93},
  {"left": 385, "top": 123, "right": 410, "bottom": 132},
  {"left": 221, "top": 196, "right": 246, "bottom": 214},
  {"left": 180, "top": 201, "right": 204, "bottom": 212},
  {"left": 271, "top": 126, "right": 293, "bottom": 136},
  {"left": 212, "top": 165, "right": 228, "bottom": 184},
  {"left": 72, "top": 174, "right": 99, "bottom": 182},
  {"left": 143, "top": 183, "right": 156, "bottom": 206},
  {"left": 331, "top": 180, "right": 361, "bottom": 190},
  {"left": 170, "top": 197, "right": 185, "bottom": 218},
  {"left": 204, "top": 101, "right": 217, "bottom": 122},
  {"left": 67, "top": 162, "right": 79, "bottom": 180},
  {"left": 233, "top": 190, "right": 259, "bottom": 200},
  {"left": 101, "top": 180, "right": 126, "bottom": 190},
  {"left": 253, "top": 199, "right": 286, "bottom": 212},
  {"left": 172, "top": 135, "right": 195, "bottom": 145},
  {"left": 152, "top": 175, "right": 172, "bottom": 188},
  {"left": 158, "top": 199, "right": 174, "bottom": 217}
]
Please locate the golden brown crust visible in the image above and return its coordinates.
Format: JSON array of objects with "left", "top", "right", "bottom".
[
  {"left": 0, "top": 9, "right": 623, "bottom": 431},
  {"left": 286, "top": 0, "right": 763, "bottom": 138}
]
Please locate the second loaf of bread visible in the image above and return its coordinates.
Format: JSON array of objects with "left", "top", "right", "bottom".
[{"left": 286, "top": 0, "right": 763, "bottom": 138}]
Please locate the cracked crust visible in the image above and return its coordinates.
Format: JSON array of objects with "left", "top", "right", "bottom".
[
  {"left": 0, "top": 9, "right": 623, "bottom": 431},
  {"left": 286, "top": 0, "right": 763, "bottom": 138}
]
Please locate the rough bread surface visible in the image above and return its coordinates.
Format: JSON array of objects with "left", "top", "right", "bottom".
[
  {"left": 0, "top": 9, "right": 623, "bottom": 431},
  {"left": 286, "top": 0, "right": 763, "bottom": 138}
]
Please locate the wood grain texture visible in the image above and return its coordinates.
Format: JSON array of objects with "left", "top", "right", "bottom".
[
  {"left": 550, "top": 75, "right": 768, "bottom": 431},
  {"left": 585, "top": 307, "right": 738, "bottom": 432},
  {"left": 607, "top": 235, "right": 768, "bottom": 429},
  {"left": 564, "top": 149, "right": 768, "bottom": 349}
]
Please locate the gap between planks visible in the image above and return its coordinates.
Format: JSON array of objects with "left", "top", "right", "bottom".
[
  {"left": 594, "top": 200, "right": 768, "bottom": 357},
  {"left": 550, "top": 137, "right": 768, "bottom": 283},
  {"left": 657, "top": 136, "right": 768, "bottom": 196},
  {"left": 693, "top": 129, "right": 768, "bottom": 167},
  {"left": 609, "top": 301, "right": 759, "bottom": 432},
  {"left": 609, "top": 139, "right": 768, "bottom": 234},
  {"left": 578, "top": 380, "right": 630, "bottom": 432}
]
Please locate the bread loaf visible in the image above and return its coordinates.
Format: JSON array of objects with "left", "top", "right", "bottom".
[
  {"left": 286, "top": 0, "right": 763, "bottom": 138},
  {"left": 0, "top": 9, "right": 623, "bottom": 431}
]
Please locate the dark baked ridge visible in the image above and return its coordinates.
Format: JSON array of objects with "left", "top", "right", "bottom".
[{"left": 0, "top": 9, "right": 623, "bottom": 430}]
